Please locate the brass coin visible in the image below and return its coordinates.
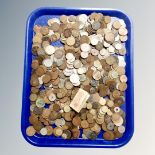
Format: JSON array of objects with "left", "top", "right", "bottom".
[{"left": 26, "top": 126, "right": 36, "bottom": 136}]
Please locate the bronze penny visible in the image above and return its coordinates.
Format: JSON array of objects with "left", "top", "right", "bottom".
[
  {"left": 53, "top": 104, "right": 61, "bottom": 112},
  {"left": 72, "top": 116, "right": 81, "bottom": 126},
  {"left": 63, "top": 29, "right": 72, "bottom": 38},
  {"left": 71, "top": 128, "right": 80, "bottom": 139},
  {"left": 64, "top": 112, "right": 72, "bottom": 121},
  {"left": 42, "top": 74, "right": 51, "bottom": 84},
  {"left": 103, "top": 131, "right": 115, "bottom": 140},
  {"left": 81, "top": 120, "right": 89, "bottom": 129},
  {"left": 31, "top": 60, "right": 39, "bottom": 69},
  {"left": 29, "top": 114, "right": 38, "bottom": 125}
]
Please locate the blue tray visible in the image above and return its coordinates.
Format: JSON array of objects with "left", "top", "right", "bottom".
[{"left": 21, "top": 7, "right": 134, "bottom": 148}]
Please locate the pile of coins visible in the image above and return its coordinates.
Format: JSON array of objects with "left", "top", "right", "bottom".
[{"left": 26, "top": 12, "right": 128, "bottom": 140}]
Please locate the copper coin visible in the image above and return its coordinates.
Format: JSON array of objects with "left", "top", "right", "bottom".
[
  {"left": 103, "top": 131, "right": 115, "bottom": 140},
  {"left": 72, "top": 116, "right": 81, "bottom": 126},
  {"left": 71, "top": 128, "right": 80, "bottom": 139},
  {"left": 53, "top": 104, "right": 61, "bottom": 112},
  {"left": 81, "top": 120, "right": 89, "bottom": 128}
]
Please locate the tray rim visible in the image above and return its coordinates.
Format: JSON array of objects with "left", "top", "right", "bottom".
[{"left": 21, "top": 7, "right": 134, "bottom": 148}]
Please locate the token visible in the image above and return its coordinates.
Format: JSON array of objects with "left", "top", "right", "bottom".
[
  {"left": 45, "top": 45, "right": 55, "bottom": 55},
  {"left": 26, "top": 126, "right": 36, "bottom": 136}
]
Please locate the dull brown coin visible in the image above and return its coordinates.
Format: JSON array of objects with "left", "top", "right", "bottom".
[
  {"left": 64, "top": 112, "right": 72, "bottom": 121},
  {"left": 71, "top": 128, "right": 80, "bottom": 139},
  {"left": 42, "top": 74, "right": 51, "bottom": 83},
  {"left": 53, "top": 104, "right": 61, "bottom": 112},
  {"left": 72, "top": 116, "right": 81, "bottom": 126},
  {"left": 31, "top": 60, "right": 39, "bottom": 69},
  {"left": 29, "top": 115, "right": 38, "bottom": 125},
  {"left": 98, "top": 84, "right": 109, "bottom": 97},
  {"left": 51, "top": 70, "right": 59, "bottom": 80},
  {"left": 103, "top": 131, "right": 115, "bottom": 140},
  {"left": 81, "top": 120, "right": 89, "bottom": 128}
]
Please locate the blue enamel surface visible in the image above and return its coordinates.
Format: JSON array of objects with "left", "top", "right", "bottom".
[{"left": 21, "top": 7, "right": 134, "bottom": 148}]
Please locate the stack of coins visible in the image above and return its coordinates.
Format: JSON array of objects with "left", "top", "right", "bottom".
[{"left": 27, "top": 12, "right": 128, "bottom": 140}]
